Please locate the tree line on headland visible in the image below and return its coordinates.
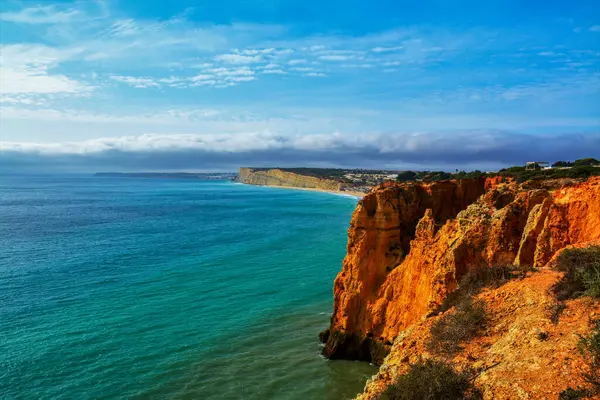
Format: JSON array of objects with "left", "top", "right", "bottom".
[{"left": 397, "top": 158, "right": 600, "bottom": 183}]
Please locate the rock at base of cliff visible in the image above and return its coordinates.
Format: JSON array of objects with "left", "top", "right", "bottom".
[{"left": 319, "top": 328, "right": 390, "bottom": 365}]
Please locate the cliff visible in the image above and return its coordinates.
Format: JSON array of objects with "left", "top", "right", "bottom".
[
  {"left": 236, "top": 168, "right": 344, "bottom": 191},
  {"left": 357, "top": 248, "right": 600, "bottom": 399},
  {"left": 321, "top": 177, "right": 600, "bottom": 366}
]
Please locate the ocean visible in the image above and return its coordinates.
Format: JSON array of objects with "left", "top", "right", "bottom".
[{"left": 0, "top": 175, "right": 376, "bottom": 399}]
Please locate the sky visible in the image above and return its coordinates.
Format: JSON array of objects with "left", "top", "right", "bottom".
[{"left": 0, "top": 0, "right": 599, "bottom": 172}]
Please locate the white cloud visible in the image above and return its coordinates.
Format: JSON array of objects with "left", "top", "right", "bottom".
[
  {"left": 262, "top": 69, "right": 287, "bottom": 75},
  {"left": 0, "top": 106, "right": 223, "bottom": 125},
  {"left": 590, "top": 25, "right": 600, "bottom": 32},
  {"left": 226, "top": 76, "right": 256, "bottom": 82},
  {"left": 288, "top": 59, "right": 308, "bottom": 65},
  {"left": 0, "top": 5, "right": 78, "bottom": 24},
  {"left": 318, "top": 55, "right": 354, "bottom": 61},
  {"left": 290, "top": 67, "right": 315, "bottom": 72},
  {"left": 240, "top": 48, "right": 276, "bottom": 55},
  {"left": 206, "top": 67, "right": 254, "bottom": 76},
  {"left": 189, "top": 74, "right": 214, "bottom": 82},
  {"left": 261, "top": 63, "right": 281, "bottom": 69},
  {"left": 304, "top": 72, "right": 327, "bottom": 77},
  {"left": 107, "top": 19, "right": 140, "bottom": 36},
  {"left": 2, "top": 131, "right": 597, "bottom": 174},
  {"left": 341, "top": 64, "right": 374, "bottom": 69},
  {"left": 372, "top": 46, "right": 404, "bottom": 52},
  {"left": 108, "top": 67, "right": 258, "bottom": 89},
  {"left": 0, "top": 95, "right": 47, "bottom": 105},
  {"left": 214, "top": 54, "right": 263, "bottom": 64},
  {"left": 110, "top": 75, "right": 160, "bottom": 88},
  {"left": 0, "top": 44, "right": 91, "bottom": 94}
]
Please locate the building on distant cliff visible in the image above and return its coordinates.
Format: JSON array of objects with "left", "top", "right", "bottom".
[{"left": 525, "top": 161, "right": 550, "bottom": 170}]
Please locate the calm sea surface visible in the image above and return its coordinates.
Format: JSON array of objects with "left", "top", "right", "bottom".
[{"left": 0, "top": 175, "right": 376, "bottom": 399}]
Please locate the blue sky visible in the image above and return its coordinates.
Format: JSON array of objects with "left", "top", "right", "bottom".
[{"left": 0, "top": 0, "right": 599, "bottom": 171}]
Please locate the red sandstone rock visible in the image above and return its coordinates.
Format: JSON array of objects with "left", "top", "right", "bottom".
[
  {"left": 321, "top": 177, "right": 600, "bottom": 364},
  {"left": 356, "top": 266, "right": 600, "bottom": 399}
]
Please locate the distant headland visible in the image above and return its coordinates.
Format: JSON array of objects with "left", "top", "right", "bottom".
[{"left": 95, "top": 172, "right": 237, "bottom": 180}]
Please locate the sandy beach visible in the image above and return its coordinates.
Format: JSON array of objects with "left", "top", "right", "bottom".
[{"left": 254, "top": 184, "right": 366, "bottom": 199}]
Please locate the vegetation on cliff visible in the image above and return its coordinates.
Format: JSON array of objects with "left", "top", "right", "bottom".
[
  {"left": 395, "top": 158, "right": 600, "bottom": 184},
  {"left": 560, "top": 319, "right": 600, "bottom": 399},
  {"left": 427, "top": 298, "right": 487, "bottom": 355},
  {"left": 553, "top": 246, "right": 600, "bottom": 300},
  {"left": 384, "top": 359, "right": 482, "bottom": 400},
  {"left": 556, "top": 247, "right": 600, "bottom": 399},
  {"left": 320, "top": 175, "right": 599, "bottom": 399}
]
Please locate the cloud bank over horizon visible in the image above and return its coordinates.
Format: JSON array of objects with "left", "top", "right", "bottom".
[{"left": 2, "top": 131, "right": 598, "bottom": 173}]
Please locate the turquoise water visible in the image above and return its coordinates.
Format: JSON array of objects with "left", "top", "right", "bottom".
[{"left": 0, "top": 175, "right": 376, "bottom": 399}]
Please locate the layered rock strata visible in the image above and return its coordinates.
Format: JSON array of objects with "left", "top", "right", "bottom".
[
  {"left": 321, "top": 177, "right": 600, "bottom": 364},
  {"left": 236, "top": 168, "right": 344, "bottom": 191}
]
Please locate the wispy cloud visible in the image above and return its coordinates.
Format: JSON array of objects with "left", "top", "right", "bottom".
[
  {"left": 0, "top": 4, "right": 79, "bottom": 24},
  {"left": 287, "top": 59, "right": 308, "bottom": 65},
  {"left": 262, "top": 69, "right": 287, "bottom": 75},
  {"left": 214, "top": 53, "right": 263, "bottom": 64},
  {"left": 372, "top": 46, "right": 404, "bottom": 52},
  {"left": 304, "top": 72, "right": 327, "bottom": 77},
  {"left": 590, "top": 25, "right": 600, "bottom": 32},
  {"left": 110, "top": 75, "right": 160, "bottom": 88},
  {"left": 318, "top": 55, "right": 354, "bottom": 61},
  {"left": 0, "top": 44, "right": 92, "bottom": 94}
]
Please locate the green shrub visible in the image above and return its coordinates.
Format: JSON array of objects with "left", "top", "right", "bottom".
[
  {"left": 573, "top": 158, "right": 600, "bottom": 167},
  {"left": 553, "top": 161, "right": 574, "bottom": 168},
  {"left": 384, "top": 359, "right": 482, "bottom": 400},
  {"left": 578, "top": 320, "right": 600, "bottom": 391},
  {"left": 561, "top": 320, "right": 600, "bottom": 398},
  {"left": 552, "top": 246, "right": 600, "bottom": 300},
  {"left": 397, "top": 171, "right": 418, "bottom": 182},
  {"left": 427, "top": 298, "right": 487, "bottom": 355},
  {"left": 559, "top": 387, "right": 593, "bottom": 400},
  {"left": 437, "top": 265, "right": 518, "bottom": 313}
]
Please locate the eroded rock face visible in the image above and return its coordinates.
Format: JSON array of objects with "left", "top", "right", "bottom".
[
  {"left": 321, "top": 177, "right": 600, "bottom": 364},
  {"left": 236, "top": 168, "right": 343, "bottom": 191},
  {"left": 356, "top": 261, "right": 600, "bottom": 399}
]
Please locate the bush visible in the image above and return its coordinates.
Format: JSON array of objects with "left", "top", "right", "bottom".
[
  {"left": 454, "top": 170, "right": 487, "bottom": 179},
  {"left": 573, "top": 158, "right": 600, "bottom": 167},
  {"left": 559, "top": 387, "right": 593, "bottom": 400},
  {"left": 397, "top": 171, "right": 418, "bottom": 182},
  {"left": 437, "top": 265, "right": 519, "bottom": 313},
  {"left": 385, "top": 359, "right": 482, "bottom": 400},
  {"left": 552, "top": 246, "right": 600, "bottom": 300},
  {"left": 560, "top": 320, "right": 600, "bottom": 399},
  {"left": 427, "top": 298, "right": 487, "bottom": 355},
  {"left": 579, "top": 320, "right": 600, "bottom": 391},
  {"left": 553, "top": 161, "right": 574, "bottom": 168}
]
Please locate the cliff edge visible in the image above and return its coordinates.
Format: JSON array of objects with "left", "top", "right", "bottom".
[
  {"left": 321, "top": 176, "right": 600, "bottom": 366},
  {"left": 236, "top": 168, "right": 344, "bottom": 191}
]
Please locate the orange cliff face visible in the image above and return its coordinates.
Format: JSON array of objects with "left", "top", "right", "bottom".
[{"left": 320, "top": 176, "right": 600, "bottom": 364}]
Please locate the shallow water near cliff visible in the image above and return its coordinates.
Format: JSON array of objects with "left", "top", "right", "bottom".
[{"left": 0, "top": 174, "right": 376, "bottom": 399}]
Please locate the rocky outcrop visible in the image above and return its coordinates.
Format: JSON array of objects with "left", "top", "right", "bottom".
[
  {"left": 357, "top": 260, "right": 600, "bottom": 399},
  {"left": 321, "top": 177, "right": 600, "bottom": 364},
  {"left": 236, "top": 168, "right": 344, "bottom": 191}
]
